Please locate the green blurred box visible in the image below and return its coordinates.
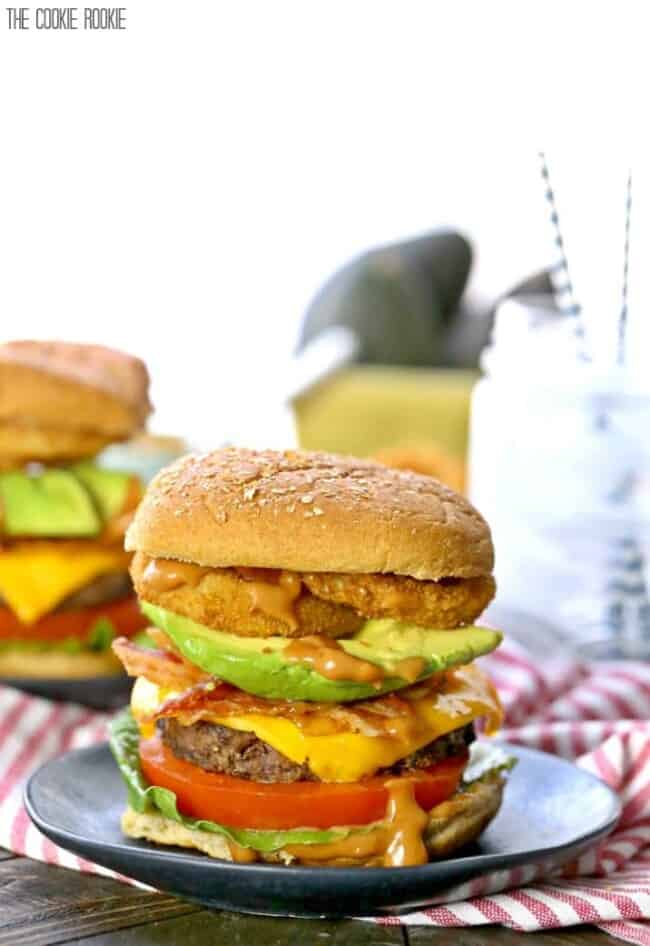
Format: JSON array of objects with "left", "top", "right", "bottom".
[{"left": 295, "top": 366, "right": 476, "bottom": 459}]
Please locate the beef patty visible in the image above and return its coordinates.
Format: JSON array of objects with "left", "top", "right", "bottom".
[
  {"left": 158, "top": 717, "right": 475, "bottom": 784},
  {"left": 57, "top": 572, "right": 132, "bottom": 611}
]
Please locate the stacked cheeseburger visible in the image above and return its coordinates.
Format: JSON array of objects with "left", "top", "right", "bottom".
[
  {"left": 111, "top": 448, "right": 507, "bottom": 867},
  {"left": 0, "top": 340, "right": 151, "bottom": 678}
]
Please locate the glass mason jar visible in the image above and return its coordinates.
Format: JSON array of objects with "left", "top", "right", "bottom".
[{"left": 468, "top": 297, "right": 650, "bottom": 656}]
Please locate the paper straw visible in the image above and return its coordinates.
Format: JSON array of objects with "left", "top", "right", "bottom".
[
  {"left": 539, "top": 152, "right": 581, "bottom": 318},
  {"left": 618, "top": 172, "right": 632, "bottom": 365}
]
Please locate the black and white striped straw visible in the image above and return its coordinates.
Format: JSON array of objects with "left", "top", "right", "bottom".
[
  {"left": 539, "top": 151, "right": 588, "bottom": 359},
  {"left": 617, "top": 172, "right": 632, "bottom": 366}
]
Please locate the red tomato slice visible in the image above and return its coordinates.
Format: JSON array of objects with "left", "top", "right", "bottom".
[
  {"left": 139, "top": 735, "right": 467, "bottom": 830},
  {"left": 0, "top": 595, "right": 147, "bottom": 642}
]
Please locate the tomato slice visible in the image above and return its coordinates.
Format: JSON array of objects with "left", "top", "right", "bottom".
[
  {"left": 139, "top": 735, "right": 467, "bottom": 830},
  {"left": 0, "top": 595, "right": 147, "bottom": 642}
]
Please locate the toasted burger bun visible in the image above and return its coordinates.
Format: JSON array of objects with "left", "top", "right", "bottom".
[
  {"left": 121, "top": 776, "right": 504, "bottom": 866},
  {"left": 0, "top": 648, "right": 123, "bottom": 679},
  {"left": 126, "top": 449, "right": 493, "bottom": 582},
  {"left": 0, "top": 340, "right": 151, "bottom": 462},
  {"left": 0, "top": 425, "right": 115, "bottom": 468}
]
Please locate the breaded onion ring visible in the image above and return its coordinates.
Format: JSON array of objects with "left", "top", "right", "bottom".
[
  {"left": 303, "top": 571, "right": 496, "bottom": 629},
  {"left": 131, "top": 553, "right": 363, "bottom": 639}
]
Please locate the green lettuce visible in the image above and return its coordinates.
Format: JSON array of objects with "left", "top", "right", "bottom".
[
  {"left": 462, "top": 741, "right": 517, "bottom": 784},
  {"left": 86, "top": 617, "right": 117, "bottom": 651}
]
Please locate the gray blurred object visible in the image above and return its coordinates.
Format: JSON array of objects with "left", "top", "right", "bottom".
[
  {"left": 299, "top": 230, "right": 475, "bottom": 368},
  {"left": 507, "top": 270, "right": 554, "bottom": 299}
]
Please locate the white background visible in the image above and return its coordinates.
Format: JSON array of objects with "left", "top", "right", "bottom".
[{"left": 1, "top": 1, "right": 647, "bottom": 444}]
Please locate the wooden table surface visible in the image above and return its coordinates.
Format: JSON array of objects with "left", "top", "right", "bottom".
[{"left": 0, "top": 847, "right": 624, "bottom": 946}]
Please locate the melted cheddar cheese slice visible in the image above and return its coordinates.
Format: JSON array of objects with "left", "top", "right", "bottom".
[
  {"left": 0, "top": 542, "right": 130, "bottom": 624},
  {"left": 131, "top": 665, "right": 502, "bottom": 783}
]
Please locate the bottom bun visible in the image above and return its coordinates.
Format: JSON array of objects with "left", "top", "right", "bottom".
[
  {"left": 121, "top": 775, "right": 504, "bottom": 867},
  {"left": 0, "top": 648, "right": 123, "bottom": 679}
]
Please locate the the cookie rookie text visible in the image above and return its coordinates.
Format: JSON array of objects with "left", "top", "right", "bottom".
[{"left": 5, "top": 7, "right": 126, "bottom": 29}]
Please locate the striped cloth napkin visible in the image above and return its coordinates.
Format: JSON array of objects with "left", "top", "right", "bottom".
[{"left": 2, "top": 639, "right": 650, "bottom": 944}]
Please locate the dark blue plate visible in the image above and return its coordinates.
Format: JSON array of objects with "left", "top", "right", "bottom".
[
  {"left": 25, "top": 742, "right": 620, "bottom": 918},
  {"left": 2, "top": 675, "right": 131, "bottom": 710}
]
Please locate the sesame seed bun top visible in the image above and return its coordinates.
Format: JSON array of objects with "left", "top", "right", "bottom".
[
  {"left": 0, "top": 340, "right": 151, "bottom": 439},
  {"left": 125, "top": 448, "right": 494, "bottom": 581}
]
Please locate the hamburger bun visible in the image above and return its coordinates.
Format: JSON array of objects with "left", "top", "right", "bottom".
[
  {"left": 0, "top": 648, "right": 123, "bottom": 679},
  {"left": 0, "top": 425, "right": 115, "bottom": 469},
  {"left": 126, "top": 449, "right": 493, "bottom": 581},
  {"left": 0, "top": 340, "right": 151, "bottom": 463},
  {"left": 120, "top": 774, "right": 504, "bottom": 866}
]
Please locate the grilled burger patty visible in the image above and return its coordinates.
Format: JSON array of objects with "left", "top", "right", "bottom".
[
  {"left": 158, "top": 718, "right": 475, "bottom": 784},
  {"left": 56, "top": 572, "right": 132, "bottom": 611}
]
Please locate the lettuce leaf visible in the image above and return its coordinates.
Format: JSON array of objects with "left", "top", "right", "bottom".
[
  {"left": 108, "top": 710, "right": 364, "bottom": 852},
  {"left": 463, "top": 740, "right": 517, "bottom": 785},
  {"left": 86, "top": 618, "right": 116, "bottom": 651}
]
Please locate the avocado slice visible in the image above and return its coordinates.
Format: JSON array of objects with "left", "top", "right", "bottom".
[
  {"left": 141, "top": 602, "right": 502, "bottom": 702},
  {"left": 0, "top": 469, "right": 101, "bottom": 537},
  {"left": 70, "top": 462, "right": 137, "bottom": 520}
]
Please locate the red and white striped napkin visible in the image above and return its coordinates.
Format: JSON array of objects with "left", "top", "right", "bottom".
[{"left": 2, "top": 639, "right": 650, "bottom": 944}]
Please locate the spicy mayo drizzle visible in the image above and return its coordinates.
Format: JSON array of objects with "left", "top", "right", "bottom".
[
  {"left": 284, "top": 777, "right": 429, "bottom": 867},
  {"left": 227, "top": 840, "right": 258, "bottom": 863},
  {"left": 382, "top": 778, "right": 429, "bottom": 867},
  {"left": 283, "top": 640, "right": 426, "bottom": 686},
  {"left": 142, "top": 558, "right": 210, "bottom": 592},
  {"left": 283, "top": 635, "right": 386, "bottom": 684},
  {"left": 236, "top": 567, "right": 302, "bottom": 630}
]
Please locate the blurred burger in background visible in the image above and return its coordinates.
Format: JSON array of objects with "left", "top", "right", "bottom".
[{"left": 0, "top": 341, "right": 152, "bottom": 678}]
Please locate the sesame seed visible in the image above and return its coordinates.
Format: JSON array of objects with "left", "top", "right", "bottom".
[
  {"left": 301, "top": 494, "right": 313, "bottom": 504},
  {"left": 312, "top": 506, "right": 324, "bottom": 516}
]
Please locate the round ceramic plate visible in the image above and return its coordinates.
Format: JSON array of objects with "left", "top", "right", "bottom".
[
  {"left": 24, "top": 741, "right": 620, "bottom": 918},
  {"left": 2, "top": 675, "right": 132, "bottom": 710}
]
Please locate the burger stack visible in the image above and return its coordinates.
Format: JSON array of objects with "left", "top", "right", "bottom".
[
  {"left": 0, "top": 340, "right": 152, "bottom": 678},
  {"left": 111, "top": 447, "right": 508, "bottom": 868}
]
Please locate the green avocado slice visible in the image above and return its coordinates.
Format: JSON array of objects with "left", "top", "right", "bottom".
[
  {"left": 141, "top": 602, "right": 502, "bottom": 702},
  {"left": 70, "top": 462, "right": 136, "bottom": 520},
  {"left": 0, "top": 469, "right": 101, "bottom": 537}
]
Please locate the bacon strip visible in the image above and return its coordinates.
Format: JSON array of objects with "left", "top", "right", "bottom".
[
  {"left": 143, "top": 625, "right": 182, "bottom": 655},
  {"left": 143, "top": 670, "right": 442, "bottom": 740},
  {"left": 111, "top": 637, "right": 211, "bottom": 689},
  {"left": 115, "top": 638, "right": 499, "bottom": 741}
]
